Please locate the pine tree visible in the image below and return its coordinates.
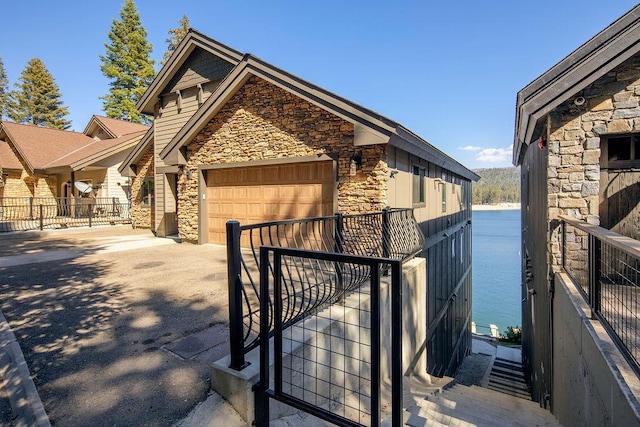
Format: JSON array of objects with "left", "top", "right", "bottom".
[
  {"left": 100, "top": 0, "right": 155, "bottom": 123},
  {"left": 0, "top": 56, "right": 7, "bottom": 120},
  {"left": 162, "top": 15, "right": 190, "bottom": 66},
  {"left": 5, "top": 58, "right": 71, "bottom": 129}
]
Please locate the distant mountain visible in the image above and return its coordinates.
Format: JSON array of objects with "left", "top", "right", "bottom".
[{"left": 471, "top": 167, "right": 520, "bottom": 205}]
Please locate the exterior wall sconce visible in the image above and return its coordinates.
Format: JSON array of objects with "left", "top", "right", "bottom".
[
  {"left": 185, "top": 169, "right": 193, "bottom": 180},
  {"left": 349, "top": 152, "right": 362, "bottom": 176},
  {"left": 389, "top": 169, "right": 399, "bottom": 178}
]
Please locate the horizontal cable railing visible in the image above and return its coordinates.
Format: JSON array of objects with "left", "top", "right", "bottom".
[
  {"left": 226, "top": 208, "right": 425, "bottom": 370},
  {"left": 0, "top": 197, "right": 131, "bottom": 232},
  {"left": 561, "top": 215, "right": 640, "bottom": 374}
]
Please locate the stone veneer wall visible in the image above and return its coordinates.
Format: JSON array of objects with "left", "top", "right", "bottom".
[
  {"left": 180, "top": 76, "right": 388, "bottom": 243},
  {"left": 130, "top": 145, "right": 154, "bottom": 229},
  {"left": 547, "top": 53, "right": 640, "bottom": 272},
  {"left": 2, "top": 171, "right": 32, "bottom": 198}
]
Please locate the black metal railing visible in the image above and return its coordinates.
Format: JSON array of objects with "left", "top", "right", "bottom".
[
  {"left": 254, "top": 246, "right": 403, "bottom": 427},
  {"left": 0, "top": 197, "right": 131, "bottom": 232},
  {"left": 226, "top": 208, "right": 424, "bottom": 371},
  {"left": 561, "top": 215, "right": 640, "bottom": 374}
]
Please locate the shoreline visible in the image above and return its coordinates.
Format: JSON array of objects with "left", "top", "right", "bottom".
[{"left": 472, "top": 203, "right": 521, "bottom": 211}]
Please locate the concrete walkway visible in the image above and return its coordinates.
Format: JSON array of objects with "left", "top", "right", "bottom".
[{"left": 0, "top": 226, "right": 238, "bottom": 426}]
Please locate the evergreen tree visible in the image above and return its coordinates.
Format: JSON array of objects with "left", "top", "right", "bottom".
[
  {"left": 5, "top": 58, "right": 71, "bottom": 129},
  {"left": 162, "top": 15, "right": 190, "bottom": 66},
  {"left": 100, "top": 0, "right": 155, "bottom": 123},
  {"left": 0, "top": 56, "right": 7, "bottom": 120}
]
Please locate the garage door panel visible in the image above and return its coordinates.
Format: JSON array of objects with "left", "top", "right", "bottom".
[{"left": 207, "top": 161, "right": 334, "bottom": 244}]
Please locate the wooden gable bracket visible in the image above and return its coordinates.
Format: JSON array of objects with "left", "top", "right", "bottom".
[
  {"left": 197, "top": 84, "right": 203, "bottom": 106},
  {"left": 176, "top": 90, "right": 183, "bottom": 113}
]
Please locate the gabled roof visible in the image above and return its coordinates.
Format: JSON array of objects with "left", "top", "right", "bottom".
[
  {"left": 0, "top": 140, "right": 23, "bottom": 171},
  {"left": 514, "top": 4, "right": 640, "bottom": 166},
  {"left": 136, "top": 29, "right": 243, "bottom": 115},
  {"left": 83, "top": 115, "right": 150, "bottom": 139},
  {"left": 160, "top": 53, "right": 479, "bottom": 181},
  {"left": 117, "top": 127, "right": 153, "bottom": 176},
  {"left": 43, "top": 130, "right": 147, "bottom": 170},
  {"left": 0, "top": 122, "right": 94, "bottom": 173}
]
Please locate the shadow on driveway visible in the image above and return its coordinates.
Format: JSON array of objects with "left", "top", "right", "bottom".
[{"left": 0, "top": 227, "right": 231, "bottom": 426}]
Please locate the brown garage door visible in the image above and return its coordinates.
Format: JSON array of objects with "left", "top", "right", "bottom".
[{"left": 206, "top": 161, "right": 334, "bottom": 244}]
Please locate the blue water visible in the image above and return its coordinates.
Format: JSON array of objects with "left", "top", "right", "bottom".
[{"left": 472, "top": 209, "right": 521, "bottom": 335}]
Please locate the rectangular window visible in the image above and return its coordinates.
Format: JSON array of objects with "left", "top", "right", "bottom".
[
  {"left": 441, "top": 182, "right": 447, "bottom": 212},
  {"left": 602, "top": 134, "right": 640, "bottom": 169},
  {"left": 141, "top": 177, "right": 155, "bottom": 207},
  {"left": 413, "top": 166, "right": 426, "bottom": 206}
]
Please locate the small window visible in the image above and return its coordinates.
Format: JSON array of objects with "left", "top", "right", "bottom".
[
  {"left": 602, "top": 134, "right": 640, "bottom": 169},
  {"left": 141, "top": 177, "right": 155, "bottom": 207},
  {"left": 441, "top": 182, "right": 447, "bottom": 212},
  {"left": 413, "top": 166, "right": 426, "bottom": 206}
]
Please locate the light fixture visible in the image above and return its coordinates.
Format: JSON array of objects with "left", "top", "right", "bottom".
[
  {"left": 349, "top": 152, "right": 362, "bottom": 176},
  {"left": 389, "top": 169, "right": 399, "bottom": 178}
]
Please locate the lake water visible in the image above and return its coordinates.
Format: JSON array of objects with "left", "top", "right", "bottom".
[{"left": 472, "top": 209, "right": 521, "bottom": 335}]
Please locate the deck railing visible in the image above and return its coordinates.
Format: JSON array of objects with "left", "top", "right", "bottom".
[
  {"left": 226, "top": 208, "right": 425, "bottom": 370},
  {"left": 561, "top": 215, "right": 640, "bottom": 374},
  {"left": 0, "top": 197, "right": 131, "bottom": 232}
]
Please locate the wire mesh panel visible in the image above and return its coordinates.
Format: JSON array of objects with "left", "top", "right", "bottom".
[
  {"left": 256, "top": 246, "right": 403, "bottom": 427},
  {"left": 599, "top": 241, "right": 640, "bottom": 366}
]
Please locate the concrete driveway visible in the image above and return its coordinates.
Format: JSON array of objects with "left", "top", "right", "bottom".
[{"left": 0, "top": 226, "right": 232, "bottom": 426}]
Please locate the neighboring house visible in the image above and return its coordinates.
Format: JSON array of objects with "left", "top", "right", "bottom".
[
  {"left": 120, "top": 30, "right": 478, "bottom": 376},
  {"left": 0, "top": 116, "right": 149, "bottom": 203},
  {"left": 515, "top": 4, "right": 640, "bottom": 424}
]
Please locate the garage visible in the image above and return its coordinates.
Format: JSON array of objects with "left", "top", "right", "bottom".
[{"left": 205, "top": 161, "right": 335, "bottom": 244}]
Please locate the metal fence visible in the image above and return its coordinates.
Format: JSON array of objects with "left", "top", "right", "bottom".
[
  {"left": 0, "top": 197, "right": 131, "bottom": 232},
  {"left": 561, "top": 215, "right": 640, "bottom": 374},
  {"left": 254, "top": 246, "right": 404, "bottom": 427},
  {"left": 226, "top": 208, "right": 425, "bottom": 370}
]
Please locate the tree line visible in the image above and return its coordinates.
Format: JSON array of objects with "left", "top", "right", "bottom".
[
  {"left": 472, "top": 167, "right": 521, "bottom": 205},
  {"left": 0, "top": 0, "right": 190, "bottom": 129}
]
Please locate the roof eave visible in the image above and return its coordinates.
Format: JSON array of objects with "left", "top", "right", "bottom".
[{"left": 118, "top": 127, "right": 154, "bottom": 175}]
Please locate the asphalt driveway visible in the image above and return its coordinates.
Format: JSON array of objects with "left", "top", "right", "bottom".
[{"left": 0, "top": 226, "right": 231, "bottom": 426}]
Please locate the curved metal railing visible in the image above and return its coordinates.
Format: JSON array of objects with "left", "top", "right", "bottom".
[{"left": 226, "top": 208, "right": 425, "bottom": 370}]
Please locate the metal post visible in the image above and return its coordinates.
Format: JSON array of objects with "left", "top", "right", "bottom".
[
  {"left": 588, "top": 234, "right": 601, "bottom": 318},
  {"left": 30, "top": 197, "right": 34, "bottom": 220},
  {"left": 39, "top": 204, "right": 43, "bottom": 230},
  {"left": 370, "top": 261, "right": 381, "bottom": 427},
  {"left": 89, "top": 203, "right": 93, "bottom": 228},
  {"left": 382, "top": 207, "right": 391, "bottom": 259},
  {"left": 334, "top": 212, "right": 344, "bottom": 299},
  {"left": 227, "top": 220, "right": 248, "bottom": 370},
  {"left": 390, "top": 260, "right": 403, "bottom": 427},
  {"left": 254, "top": 246, "right": 271, "bottom": 426},
  {"left": 561, "top": 221, "right": 566, "bottom": 271}
]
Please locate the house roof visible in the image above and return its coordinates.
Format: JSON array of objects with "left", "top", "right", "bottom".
[
  {"left": 0, "top": 120, "right": 150, "bottom": 173},
  {"left": 43, "top": 130, "right": 148, "bottom": 170},
  {"left": 514, "top": 4, "right": 640, "bottom": 166},
  {"left": 0, "top": 122, "right": 94, "bottom": 172},
  {"left": 0, "top": 140, "right": 23, "bottom": 171},
  {"left": 136, "top": 29, "right": 243, "bottom": 115},
  {"left": 83, "top": 115, "right": 150, "bottom": 139},
  {"left": 159, "top": 52, "right": 479, "bottom": 181}
]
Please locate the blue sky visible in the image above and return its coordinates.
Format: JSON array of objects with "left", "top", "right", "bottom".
[{"left": 1, "top": 1, "right": 638, "bottom": 169}]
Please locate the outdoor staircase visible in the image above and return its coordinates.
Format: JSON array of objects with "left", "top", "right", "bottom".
[
  {"left": 401, "top": 377, "right": 560, "bottom": 427},
  {"left": 484, "top": 356, "right": 530, "bottom": 399}
]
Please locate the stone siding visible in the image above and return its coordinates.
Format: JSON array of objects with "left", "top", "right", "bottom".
[
  {"left": 2, "top": 171, "right": 32, "bottom": 198},
  {"left": 180, "top": 75, "right": 388, "bottom": 242},
  {"left": 130, "top": 145, "right": 154, "bottom": 229},
  {"left": 547, "top": 52, "right": 640, "bottom": 271}
]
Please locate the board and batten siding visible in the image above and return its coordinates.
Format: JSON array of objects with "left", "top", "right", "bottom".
[{"left": 386, "top": 144, "right": 473, "bottom": 377}]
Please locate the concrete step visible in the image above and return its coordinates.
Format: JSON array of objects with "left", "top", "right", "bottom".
[
  {"left": 409, "top": 401, "right": 481, "bottom": 427},
  {"left": 414, "top": 396, "right": 517, "bottom": 427},
  {"left": 441, "top": 385, "right": 559, "bottom": 426}
]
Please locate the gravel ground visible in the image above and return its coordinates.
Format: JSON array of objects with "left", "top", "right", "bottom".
[{"left": 454, "top": 352, "right": 492, "bottom": 386}]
